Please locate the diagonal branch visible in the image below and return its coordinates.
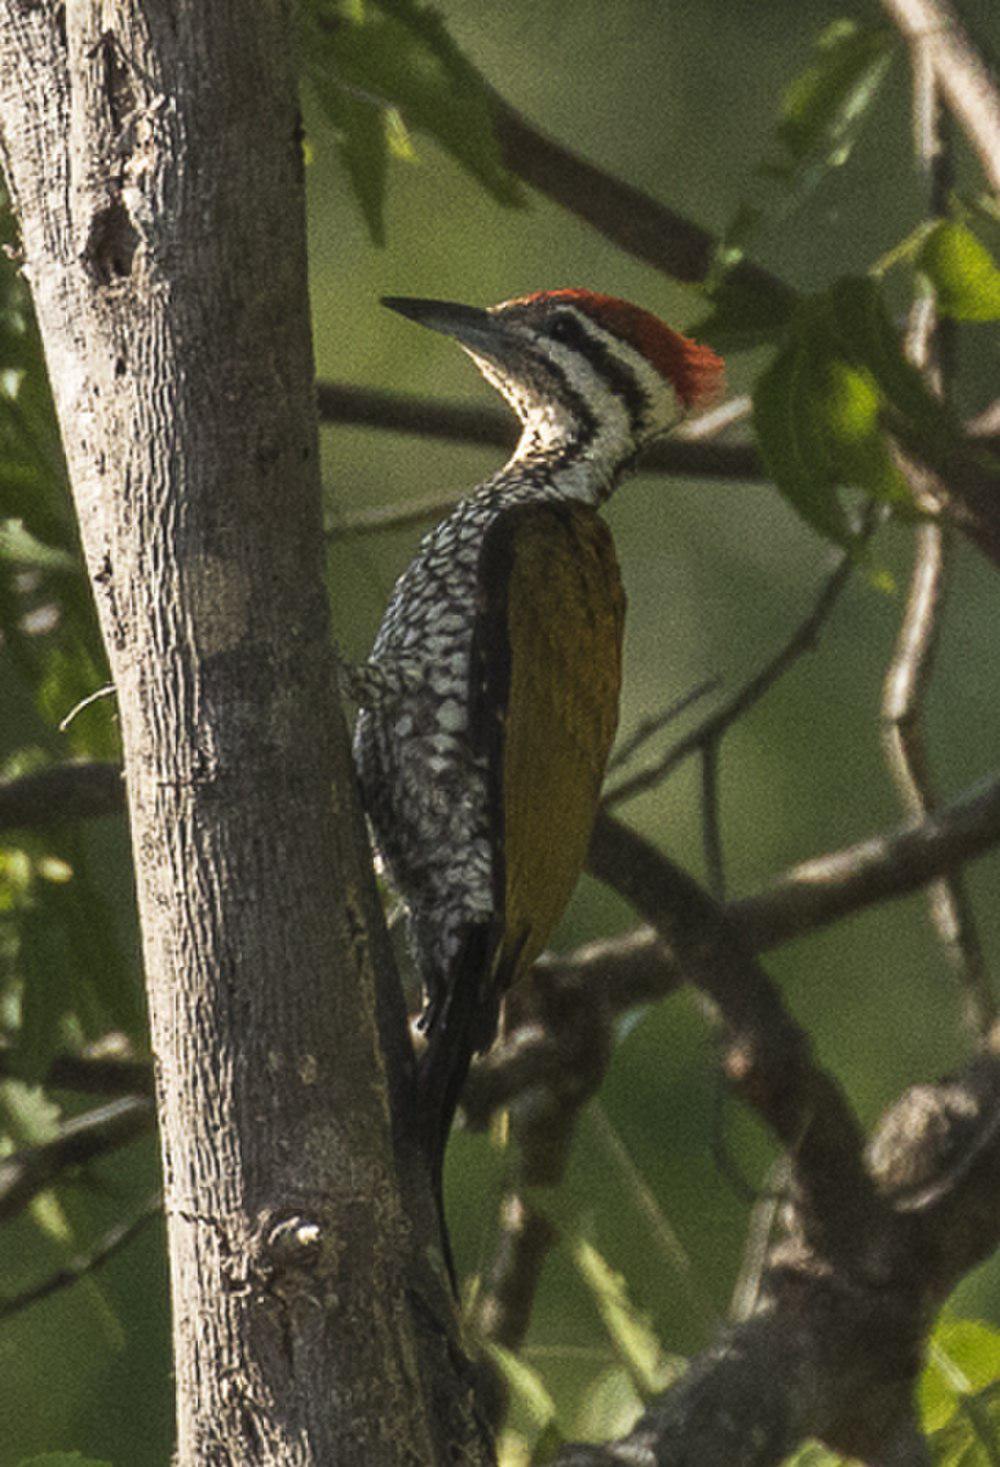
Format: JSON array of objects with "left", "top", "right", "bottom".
[
  {"left": 489, "top": 90, "right": 795, "bottom": 303},
  {"left": 0, "top": 1095, "right": 154, "bottom": 1224},
  {"left": 3, "top": 758, "right": 998, "bottom": 970},
  {"left": 588, "top": 811, "right": 884, "bottom": 1262},
  {"left": 0, "top": 1190, "right": 161, "bottom": 1322},
  {"left": 733, "top": 769, "right": 1000, "bottom": 950},
  {"left": 881, "top": 0, "right": 1000, "bottom": 193},
  {"left": 464, "top": 768, "right": 1000, "bottom": 1124}
]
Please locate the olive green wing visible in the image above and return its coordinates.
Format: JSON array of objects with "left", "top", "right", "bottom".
[{"left": 470, "top": 500, "right": 626, "bottom": 996}]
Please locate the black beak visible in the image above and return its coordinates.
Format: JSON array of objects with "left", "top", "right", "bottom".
[{"left": 380, "top": 296, "right": 502, "bottom": 354}]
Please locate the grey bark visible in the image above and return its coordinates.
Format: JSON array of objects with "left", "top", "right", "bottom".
[{"left": 0, "top": 3, "right": 487, "bottom": 1462}]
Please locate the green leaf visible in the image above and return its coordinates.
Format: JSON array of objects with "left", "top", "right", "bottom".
[
  {"left": 569, "top": 1236, "right": 675, "bottom": 1401},
  {"left": 927, "top": 1385, "right": 1000, "bottom": 1464},
  {"left": 485, "top": 1342, "right": 559, "bottom": 1436},
  {"left": 309, "top": 70, "right": 390, "bottom": 245},
  {"left": 752, "top": 273, "right": 973, "bottom": 544},
  {"left": 692, "top": 268, "right": 797, "bottom": 351},
  {"left": 303, "top": 0, "right": 523, "bottom": 242},
  {"left": 4, "top": 825, "right": 136, "bottom": 1081},
  {"left": 920, "top": 1318, "right": 1000, "bottom": 1458},
  {"left": 779, "top": 1444, "right": 850, "bottom": 1465},
  {"left": 752, "top": 329, "right": 857, "bottom": 545},
  {"left": 707, "top": 21, "right": 894, "bottom": 296},
  {"left": 571, "top": 1364, "right": 646, "bottom": 1443},
  {"left": 0, "top": 518, "right": 78, "bottom": 573},
  {"left": 917, "top": 220, "right": 1000, "bottom": 321},
  {"left": 776, "top": 21, "right": 896, "bottom": 172}
]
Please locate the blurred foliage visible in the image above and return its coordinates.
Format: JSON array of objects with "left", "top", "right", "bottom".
[
  {"left": 300, "top": 0, "right": 523, "bottom": 242},
  {"left": 1, "top": 0, "right": 999, "bottom": 1461}
]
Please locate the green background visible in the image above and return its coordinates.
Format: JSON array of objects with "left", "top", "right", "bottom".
[{"left": 2, "top": 1, "right": 999, "bottom": 1460}]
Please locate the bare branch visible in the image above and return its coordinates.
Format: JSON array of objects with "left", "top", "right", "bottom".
[
  {"left": 880, "top": 72, "right": 995, "bottom": 1041},
  {"left": 488, "top": 91, "right": 794, "bottom": 303},
  {"left": 465, "top": 768, "right": 1000, "bottom": 1129},
  {"left": 882, "top": 522, "right": 995, "bottom": 1036},
  {"left": 0, "top": 1040, "right": 153, "bottom": 1097},
  {"left": 882, "top": 0, "right": 1000, "bottom": 193},
  {"left": 0, "top": 760, "right": 124, "bottom": 831},
  {"left": 733, "top": 770, "right": 1000, "bottom": 950},
  {"left": 588, "top": 812, "right": 884, "bottom": 1260},
  {"left": 3, "top": 754, "right": 997, "bottom": 1040}
]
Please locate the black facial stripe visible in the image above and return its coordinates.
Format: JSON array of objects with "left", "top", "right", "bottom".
[
  {"left": 531, "top": 354, "right": 597, "bottom": 462},
  {"left": 547, "top": 312, "right": 650, "bottom": 432}
]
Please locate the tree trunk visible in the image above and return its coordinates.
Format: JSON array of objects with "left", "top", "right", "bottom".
[{"left": 0, "top": 3, "right": 487, "bottom": 1461}]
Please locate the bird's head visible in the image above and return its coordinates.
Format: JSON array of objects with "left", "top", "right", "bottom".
[{"left": 382, "top": 289, "right": 725, "bottom": 469}]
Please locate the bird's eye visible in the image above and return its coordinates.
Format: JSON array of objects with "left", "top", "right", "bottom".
[{"left": 547, "top": 313, "right": 577, "bottom": 344}]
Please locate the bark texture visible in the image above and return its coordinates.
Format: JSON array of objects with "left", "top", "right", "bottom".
[{"left": 0, "top": 4, "right": 485, "bottom": 1462}]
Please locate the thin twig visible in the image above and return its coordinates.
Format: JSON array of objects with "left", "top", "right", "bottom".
[
  {"left": 604, "top": 543, "right": 862, "bottom": 809},
  {"left": 608, "top": 676, "right": 720, "bottom": 774},
  {"left": 880, "top": 55, "right": 995, "bottom": 1041},
  {"left": 882, "top": 526, "right": 995, "bottom": 1038},
  {"left": 0, "top": 1191, "right": 161, "bottom": 1322},
  {"left": 728, "top": 1155, "right": 791, "bottom": 1324}
]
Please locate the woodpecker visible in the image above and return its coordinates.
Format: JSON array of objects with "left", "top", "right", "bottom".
[{"left": 352, "top": 290, "right": 724, "bottom": 1208}]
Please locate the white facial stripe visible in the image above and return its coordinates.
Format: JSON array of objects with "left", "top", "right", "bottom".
[{"left": 540, "top": 336, "right": 633, "bottom": 439}]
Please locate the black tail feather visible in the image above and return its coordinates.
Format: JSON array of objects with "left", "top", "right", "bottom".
[{"left": 417, "top": 922, "right": 500, "bottom": 1293}]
